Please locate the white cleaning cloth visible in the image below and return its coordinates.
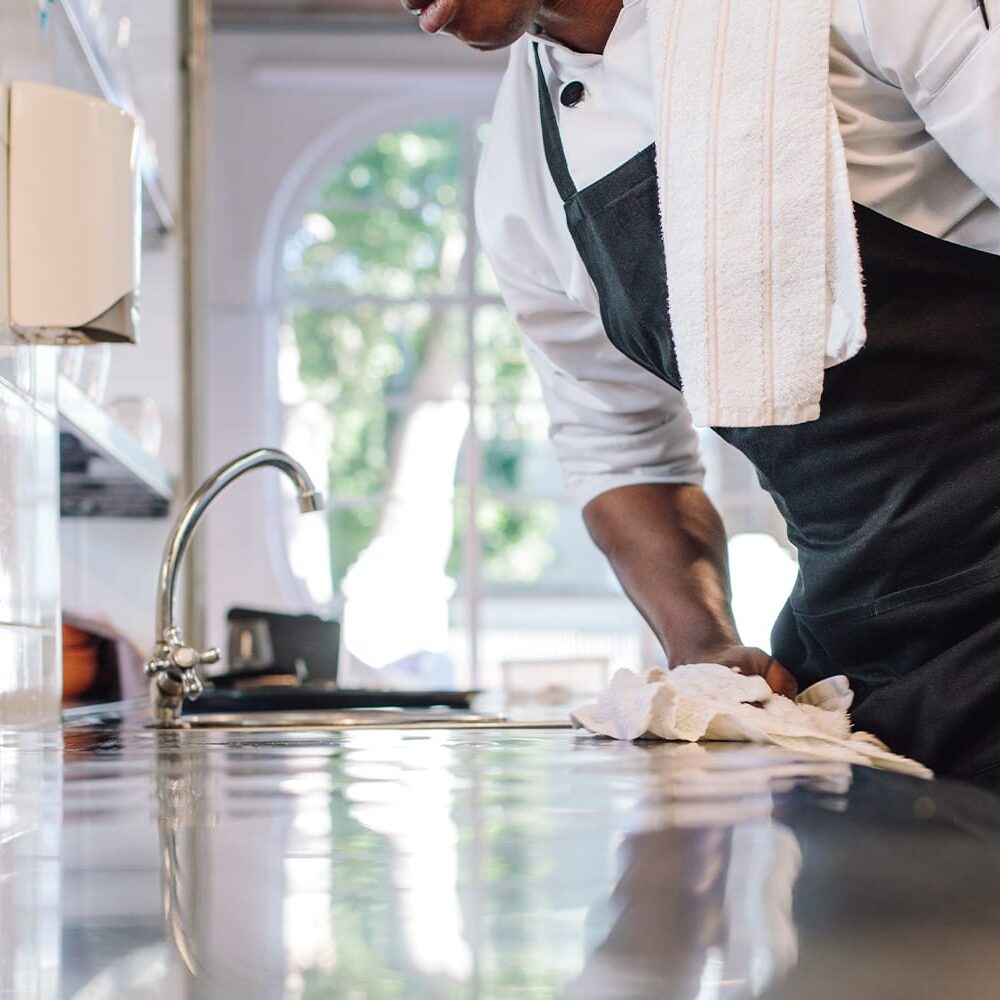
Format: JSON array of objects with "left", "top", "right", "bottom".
[
  {"left": 571, "top": 665, "right": 931, "bottom": 779},
  {"left": 646, "top": 0, "right": 866, "bottom": 427}
]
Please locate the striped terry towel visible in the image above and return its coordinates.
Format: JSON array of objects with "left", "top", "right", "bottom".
[{"left": 647, "top": 0, "right": 866, "bottom": 427}]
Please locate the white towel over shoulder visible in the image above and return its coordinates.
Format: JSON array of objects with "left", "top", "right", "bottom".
[{"left": 646, "top": 0, "right": 866, "bottom": 427}]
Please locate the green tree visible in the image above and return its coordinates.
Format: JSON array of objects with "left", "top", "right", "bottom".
[{"left": 282, "top": 120, "right": 556, "bottom": 591}]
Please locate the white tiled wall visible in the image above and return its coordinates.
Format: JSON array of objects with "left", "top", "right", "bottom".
[
  {"left": 0, "top": 374, "right": 60, "bottom": 631},
  {"left": 0, "top": 2, "right": 62, "bottom": 725},
  {"left": 1, "top": 1, "right": 185, "bottom": 722}
]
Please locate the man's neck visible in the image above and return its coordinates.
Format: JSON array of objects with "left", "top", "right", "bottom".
[{"left": 532, "top": 0, "right": 624, "bottom": 54}]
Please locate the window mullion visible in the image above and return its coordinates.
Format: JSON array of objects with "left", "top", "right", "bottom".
[{"left": 461, "top": 116, "right": 483, "bottom": 689}]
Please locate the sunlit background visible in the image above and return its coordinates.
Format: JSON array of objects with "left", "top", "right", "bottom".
[{"left": 269, "top": 118, "right": 797, "bottom": 691}]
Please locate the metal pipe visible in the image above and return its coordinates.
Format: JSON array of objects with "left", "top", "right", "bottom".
[
  {"left": 156, "top": 448, "right": 323, "bottom": 636},
  {"left": 179, "top": 0, "right": 211, "bottom": 649},
  {"left": 146, "top": 448, "right": 323, "bottom": 726}
]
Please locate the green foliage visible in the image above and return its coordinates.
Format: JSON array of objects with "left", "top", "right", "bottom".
[
  {"left": 477, "top": 499, "right": 558, "bottom": 587},
  {"left": 327, "top": 507, "right": 383, "bottom": 592},
  {"left": 285, "top": 205, "right": 467, "bottom": 298},
  {"left": 285, "top": 121, "right": 466, "bottom": 299},
  {"left": 290, "top": 302, "right": 461, "bottom": 403},
  {"left": 321, "top": 120, "right": 464, "bottom": 207},
  {"left": 448, "top": 491, "right": 557, "bottom": 588}
]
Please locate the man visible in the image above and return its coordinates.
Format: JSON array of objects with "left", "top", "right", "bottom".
[{"left": 403, "top": 0, "right": 1000, "bottom": 780}]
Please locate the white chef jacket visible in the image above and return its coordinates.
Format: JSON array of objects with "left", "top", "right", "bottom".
[{"left": 475, "top": 0, "right": 1000, "bottom": 509}]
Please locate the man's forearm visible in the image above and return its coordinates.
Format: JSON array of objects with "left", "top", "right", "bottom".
[{"left": 582, "top": 483, "right": 740, "bottom": 664}]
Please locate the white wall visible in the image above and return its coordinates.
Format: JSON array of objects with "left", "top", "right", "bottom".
[
  {"left": 203, "top": 28, "right": 505, "bottom": 653},
  {"left": 58, "top": 1, "right": 186, "bottom": 658}
]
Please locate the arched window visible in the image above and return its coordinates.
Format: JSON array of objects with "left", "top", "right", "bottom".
[{"left": 276, "top": 115, "right": 648, "bottom": 690}]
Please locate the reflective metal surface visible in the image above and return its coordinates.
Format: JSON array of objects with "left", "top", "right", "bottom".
[{"left": 4, "top": 721, "right": 1000, "bottom": 998}]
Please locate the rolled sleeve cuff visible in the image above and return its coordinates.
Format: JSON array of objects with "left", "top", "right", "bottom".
[{"left": 566, "top": 468, "right": 707, "bottom": 510}]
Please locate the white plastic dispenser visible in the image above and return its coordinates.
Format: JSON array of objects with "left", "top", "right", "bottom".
[{"left": 4, "top": 80, "right": 141, "bottom": 344}]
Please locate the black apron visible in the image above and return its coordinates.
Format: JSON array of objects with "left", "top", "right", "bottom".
[{"left": 533, "top": 45, "right": 1000, "bottom": 780}]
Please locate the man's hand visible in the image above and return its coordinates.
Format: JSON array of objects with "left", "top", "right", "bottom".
[
  {"left": 680, "top": 644, "right": 798, "bottom": 699},
  {"left": 584, "top": 485, "right": 799, "bottom": 699},
  {"left": 583, "top": 484, "right": 799, "bottom": 700}
]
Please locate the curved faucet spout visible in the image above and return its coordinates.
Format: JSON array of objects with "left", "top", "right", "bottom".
[{"left": 146, "top": 448, "right": 324, "bottom": 726}]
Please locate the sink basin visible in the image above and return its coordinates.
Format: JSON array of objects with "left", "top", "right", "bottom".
[
  {"left": 173, "top": 687, "right": 505, "bottom": 729},
  {"left": 182, "top": 686, "right": 480, "bottom": 715},
  {"left": 174, "top": 709, "right": 570, "bottom": 731}
]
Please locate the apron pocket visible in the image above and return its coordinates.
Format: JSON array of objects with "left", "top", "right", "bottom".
[
  {"left": 873, "top": 560, "right": 1000, "bottom": 615},
  {"left": 789, "top": 559, "right": 1000, "bottom": 681}
]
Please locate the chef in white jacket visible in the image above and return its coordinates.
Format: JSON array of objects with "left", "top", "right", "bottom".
[{"left": 402, "top": 0, "right": 1000, "bottom": 782}]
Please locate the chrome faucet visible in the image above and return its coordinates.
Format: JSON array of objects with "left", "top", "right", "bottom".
[{"left": 145, "top": 448, "right": 324, "bottom": 727}]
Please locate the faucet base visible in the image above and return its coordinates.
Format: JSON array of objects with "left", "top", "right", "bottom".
[{"left": 150, "top": 675, "right": 186, "bottom": 729}]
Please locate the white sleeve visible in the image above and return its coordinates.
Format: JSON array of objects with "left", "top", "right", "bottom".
[
  {"left": 480, "top": 233, "right": 704, "bottom": 510},
  {"left": 859, "top": 0, "right": 1000, "bottom": 207}
]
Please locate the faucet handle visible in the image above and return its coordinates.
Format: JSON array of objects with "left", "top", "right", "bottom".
[
  {"left": 172, "top": 644, "right": 220, "bottom": 670},
  {"left": 180, "top": 668, "right": 204, "bottom": 700},
  {"left": 144, "top": 637, "right": 221, "bottom": 703},
  {"left": 171, "top": 644, "right": 220, "bottom": 702}
]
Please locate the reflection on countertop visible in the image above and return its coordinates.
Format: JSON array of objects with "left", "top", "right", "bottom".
[{"left": 3, "top": 721, "right": 1000, "bottom": 999}]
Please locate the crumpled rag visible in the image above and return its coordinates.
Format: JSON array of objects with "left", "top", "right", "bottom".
[{"left": 571, "top": 664, "right": 931, "bottom": 779}]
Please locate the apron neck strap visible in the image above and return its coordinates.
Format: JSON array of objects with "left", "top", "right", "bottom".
[{"left": 532, "top": 42, "right": 578, "bottom": 203}]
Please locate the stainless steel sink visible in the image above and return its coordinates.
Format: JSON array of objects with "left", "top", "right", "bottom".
[{"left": 176, "top": 709, "right": 570, "bottom": 731}]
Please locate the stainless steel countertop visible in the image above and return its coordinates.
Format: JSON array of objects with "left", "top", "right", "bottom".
[{"left": 4, "top": 719, "right": 1000, "bottom": 999}]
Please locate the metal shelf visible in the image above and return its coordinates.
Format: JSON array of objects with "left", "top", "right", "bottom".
[{"left": 58, "top": 376, "right": 172, "bottom": 518}]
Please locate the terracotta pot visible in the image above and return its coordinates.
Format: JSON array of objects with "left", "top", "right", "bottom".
[{"left": 63, "top": 626, "right": 99, "bottom": 701}]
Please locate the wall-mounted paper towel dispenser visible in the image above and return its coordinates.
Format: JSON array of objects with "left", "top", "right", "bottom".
[{"left": 1, "top": 80, "right": 141, "bottom": 344}]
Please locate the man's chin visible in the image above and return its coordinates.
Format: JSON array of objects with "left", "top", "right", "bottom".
[
  {"left": 462, "top": 36, "right": 521, "bottom": 51},
  {"left": 444, "top": 13, "right": 536, "bottom": 51}
]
